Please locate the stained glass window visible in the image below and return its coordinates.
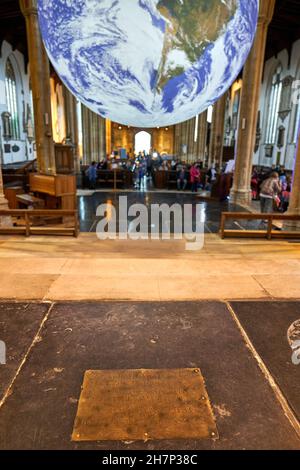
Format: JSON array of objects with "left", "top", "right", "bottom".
[
  {"left": 5, "top": 58, "right": 20, "bottom": 140},
  {"left": 265, "top": 65, "right": 282, "bottom": 145}
]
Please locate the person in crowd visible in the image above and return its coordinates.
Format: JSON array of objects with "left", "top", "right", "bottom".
[
  {"left": 190, "top": 164, "right": 200, "bottom": 193},
  {"left": 206, "top": 164, "right": 217, "bottom": 190},
  {"left": 280, "top": 187, "right": 291, "bottom": 213},
  {"left": 102, "top": 157, "right": 108, "bottom": 170},
  {"left": 279, "top": 175, "right": 291, "bottom": 212},
  {"left": 111, "top": 159, "right": 118, "bottom": 170},
  {"left": 260, "top": 172, "right": 282, "bottom": 213},
  {"left": 97, "top": 158, "right": 108, "bottom": 170},
  {"left": 177, "top": 165, "right": 188, "bottom": 191},
  {"left": 138, "top": 161, "right": 145, "bottom": 187},
  {"left": 160, "top": 160, "right": 169, "bottom": 171},
  {"left": 251, "top": 167, "right": 259, "bottom": 200},
  {"left": 87, "top": 161, "right": 97, "bottom": 189},
  {"left": 126, "top": 159, "right": 133, "bottom": 171},
  {"left": 279, "top": 166, "right": 287, "bottom": 188},
  {"left": 146, "top": 154, "right": 152, "bottom": 177},
  {"left": 171, "top": 158, "right": 177, "bottom": 170}
]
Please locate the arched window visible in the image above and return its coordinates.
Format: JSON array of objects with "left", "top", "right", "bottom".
[
  {"left": 135, "top": 131, "right": 151, "bottom": 154},
  {"left": 5, "top": 58, "right": 20, "bottom": 140},
  {"left": 293, "top": 102, "right": 300, "bottom": 144},
  {"left": 265, "top": 65, "right": 282, "bottom": 145}
]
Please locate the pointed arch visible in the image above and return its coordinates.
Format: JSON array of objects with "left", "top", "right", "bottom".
[
  {"left": 135, "top": 131, "right": 151, "bottom": 154},
  {"left": 265, "top": 63, "right": 283, "bottom": 145},
  {"left": 5, "top": 57, "right": 20, "bottom": 139}
]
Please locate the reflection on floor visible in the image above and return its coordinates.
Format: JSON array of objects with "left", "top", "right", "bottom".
[{"left": 77, "top": 191, "right": 245, "bottom": 233}]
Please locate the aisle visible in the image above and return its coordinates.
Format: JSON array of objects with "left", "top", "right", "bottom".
[{"left": 0, "top": 301, "right": 299, "bottom": 450}]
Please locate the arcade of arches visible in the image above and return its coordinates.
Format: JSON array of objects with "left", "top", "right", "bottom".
[{"left": 0, "top": 0, "right": 300, "bottom": 452}]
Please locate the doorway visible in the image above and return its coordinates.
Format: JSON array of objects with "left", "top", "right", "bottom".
[{"left": 135, "top": 131, "right": 151, "bottom": 154}]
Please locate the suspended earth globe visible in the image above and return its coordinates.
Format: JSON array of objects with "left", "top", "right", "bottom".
[{"left": 37, "top": 0, "right": 258, "bottom": 128}]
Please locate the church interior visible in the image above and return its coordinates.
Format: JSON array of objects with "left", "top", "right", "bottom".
[{"left": 0, "top": 0, "right": 300, "bottom": 453}]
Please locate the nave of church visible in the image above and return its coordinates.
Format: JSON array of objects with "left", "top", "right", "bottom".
[{"left": 0, "top": 0, "right": 300, "bottom": 454}]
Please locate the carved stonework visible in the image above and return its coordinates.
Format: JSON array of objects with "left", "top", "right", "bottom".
[
  {"left": 265, "top": 144, "right": 273, "bottom": 158},
  {"left": 25, "top": 104, "right": 34, "bottom": 142},
  {"left": 277, "top": 126, "right": 285, "bottom": 148},
  {"left": 225, "top": 116, "right": 231, "bottom": 136},
  {"left": 254, "top": 111, "right": 261, "bottom": 153},
  {"left": 1, "top": 112, "right": 12, "bottom": 140},
  {"left": 279, "top": 75, "right": 294, "bottom": 121}
]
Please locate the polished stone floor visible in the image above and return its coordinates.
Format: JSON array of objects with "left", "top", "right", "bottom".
[{"left": 77, "top": 191, "right": 245, "bottom": 233}]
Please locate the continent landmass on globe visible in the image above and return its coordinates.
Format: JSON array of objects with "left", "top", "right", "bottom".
[
  {"left": 156, "top": 0, "right": 238, "bottom": 91},
  {"left": 37, "top": 0, "right": 258, "bottom": 127}
]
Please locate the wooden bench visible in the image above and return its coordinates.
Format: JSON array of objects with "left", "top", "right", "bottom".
[
  {"left": 81, "top": 168, "right": 133, "bottom": 189},
  {"left": 220, "top": 212, "right": 300, "bottom": 240},
  {"left": 0, "top": 209, "right": 79, "bottom": 238}
]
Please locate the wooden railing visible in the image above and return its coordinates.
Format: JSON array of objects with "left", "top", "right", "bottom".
[
  {"left": 220, "top": 212, "right": 300, "bottom": 240},
  {"left": 0, "top": 209, "right": 79, "bottom": 238},
  {"left": 81, "top": 168, "right": 133, "bottom": 190}
]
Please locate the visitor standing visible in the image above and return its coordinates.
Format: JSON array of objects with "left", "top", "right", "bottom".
[
  {"left": 260, "top": 172, "right": 282, "bottom": 213},
  {"left": 190, "top": 164, "right": 200, "bottom": 193},
  {"left": 177, "top": 166, "right": 188, "bottom": 191},
  {"left": 87, "top": 161, "right": 97, "bottom": 189},
  {"left": 207, "top": 164, "right": 217, "bottom": 190}
]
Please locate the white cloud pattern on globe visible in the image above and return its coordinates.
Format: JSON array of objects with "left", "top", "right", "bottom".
[{"left": 38, "top": 0, "right": 258, "bottom": 128}]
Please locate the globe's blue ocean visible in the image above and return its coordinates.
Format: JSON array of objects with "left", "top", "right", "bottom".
[{"left": 37, "top": 0, "right": 258, "bottom": 128}]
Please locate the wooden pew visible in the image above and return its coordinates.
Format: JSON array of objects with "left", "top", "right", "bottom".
[
  {"left": 4, "top": 186, "right": 24, "bottom": 209},
  {"left": 220, "top": 212, "right": 300, "bottom": 240},
  {"left": 0, "top": 209, "right": 79, "bottom": 238},
  {"left": 29, "top": 173, "right": 77, "bottom": 211}
]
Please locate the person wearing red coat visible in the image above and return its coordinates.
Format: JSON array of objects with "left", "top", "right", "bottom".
[{"left": 190, "top": 164, "right": 200, "bottom": 193}]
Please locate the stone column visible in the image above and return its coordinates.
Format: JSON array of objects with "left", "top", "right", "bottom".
[
  {"left": 197, "top": 110, "right": 208, "bottom": 163},
  {"left": 106, "top": 120, "right": 112, "bottom": 156},
  {"left": 82, "top": 105, "right": 91, "bottom": 165},
  {"left": 0, "top": 166, "right": 11, "bottom": 227},
  {"left": 181, "top": 120, "right": 189, "bottom": 161},
  {"left": 90, "top": 112, "right": 98, "bottom": 162},
  {"left": 208, "top": 93, "right": 226, "bottom": 168},
  {"left": 20, "top": 0, "right": 56, "bottom": 175},
  {"left": 230, "top": 0, "right": 276, "bottom": 205},
  {"left": 63, "top": 86, "right": 80, "bottom": 172},
  {"left": 82, "top": 106, "right": 106, "bottom": 163},
  {"left": 175, "top": 117, "right": 206, "bottom": 163},
  {"left": 99, "top": 116, "right": 107, "bottom": 159},
  {"left": 187, "top": 117, "right": 196, "bottom": 162},
  {"left": 286, "top": 128, "right": 300, "bottom": 229},
  {"left": 174, "top": 123, "right": 181, "bottom": 157}
]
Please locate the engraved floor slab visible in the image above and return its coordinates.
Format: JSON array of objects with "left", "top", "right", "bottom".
[
  {"left": 72, "top": 368, "right": 218, "bottom": 442},
  {"left": 1, "top": 302, "right": 299, "bottom": 449}
]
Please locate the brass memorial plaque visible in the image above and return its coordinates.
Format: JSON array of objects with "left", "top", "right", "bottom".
[{"left": 72, "top": 368, "right": 218, "bottom": 442}]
